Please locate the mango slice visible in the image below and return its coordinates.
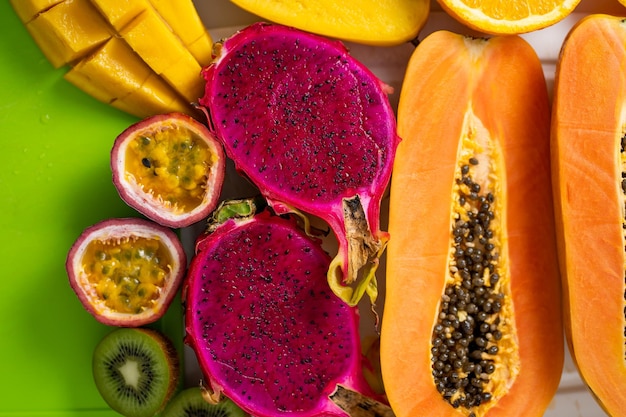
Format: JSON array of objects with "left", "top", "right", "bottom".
[
  {"left": 10, "top": 0, "right": 212, "bottom": 118},
  {"left": 148, "top": 0, "right": 213, "bottom": 66},
  {"left": 230, "top": 0, "right": 430, "bottom": 46},
  {"left": 186, "top": 32, "right": 214, "bottom": 67},
  {"left": 119, "top": 8, "right": 204, "bottom": 103},
  {"left": 64, "top": 37, "right": 194, "bottom": 118},
  {"left": 114, "top": 74, "right": 196, "bottom": 117},
  {"left": 9, "top": 0, "right": 63, "bottom": 23},
  {"left": 25, "top": 0, "right": 111, "bottom": 68},
  {"left": 88, "top": 0, "right": 149, "bottom": 31}
]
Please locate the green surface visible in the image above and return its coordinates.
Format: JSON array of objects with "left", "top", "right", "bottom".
[{"left": 0, "top": 2, "right": 184, "bottom": 415}]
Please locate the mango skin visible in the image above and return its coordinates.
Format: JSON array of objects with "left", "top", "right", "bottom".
[{"left": 230, "top": 0, "right": 430, "bottom": 46}]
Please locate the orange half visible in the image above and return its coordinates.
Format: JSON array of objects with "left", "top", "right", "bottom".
[{"left": 437, "top": 0, "right": 582, "bottom": 34}]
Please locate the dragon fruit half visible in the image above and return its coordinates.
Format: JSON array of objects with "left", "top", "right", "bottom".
[
  {"left": 184, "top": 199, "right": 380, "bottom": 417},
  {"left": 198, "top": 22, "right": 401, "bottom": 306}
]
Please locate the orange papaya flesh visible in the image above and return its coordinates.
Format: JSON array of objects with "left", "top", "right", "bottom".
[
  {"left": 381, "top": 31, "right": 563, "bottom": 417},
  {"left": 551, "top": 14, "right": 626, "bottom": 416}
]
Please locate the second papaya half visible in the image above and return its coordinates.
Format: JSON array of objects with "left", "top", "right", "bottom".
[
  {"left": 380, "top": 31, "right": 563, "bottom": 417},
  {"left": 552, "top": 14, "right": 626, "bottom": 417}
]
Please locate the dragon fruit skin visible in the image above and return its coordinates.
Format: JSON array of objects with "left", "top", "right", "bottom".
[
  {"left": 184, "top": 209, "right": 374, "bottom": 417},
  {"left": 198, "top": 22, "right": 400, "bottom": 306}
]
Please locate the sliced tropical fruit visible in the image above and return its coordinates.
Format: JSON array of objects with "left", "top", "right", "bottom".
[
  {"left": 64, "top": 37, "right": 195, "bottom": 118},
  {"left": 118, "top": 8, "right": 204, "bottom": 103},
  {"left": 436, "top": 0, "right": 582, "bottom": 34},
  {"left": 10, "top": 0, "right": 63, "bottom": 23},
  {"left": 186, "top": 33, "right": 214, "bottom": 67},
  {"left": 148, "top": 0, "right": 213, "bottom": 66},
  {"left": 24, "top": 0, "right": 111, "bottom": 68},
  {"left": 9, "top": 0, "right": 212, "bottom": 118},
  {"left": 113, "top": 74, "right": 197, "bottom": 117},
  {"left": 230, "top": 0, "right": 430, "bottom": 46},
  {"left": 88, "top": 0, "right": 149, "bottom": 31}
]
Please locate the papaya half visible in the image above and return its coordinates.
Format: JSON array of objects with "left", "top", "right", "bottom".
[
  {"left": 551, "top": 14, "right": 626, "bottom": 416},
  {"left": 380, "top": 31, "right": 563, "bottom": 417}
]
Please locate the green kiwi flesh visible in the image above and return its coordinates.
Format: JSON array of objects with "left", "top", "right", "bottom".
[
  {"left": 162, "top": 387, "right": 247, "bottom": 417},
  {"left": 92, "top": 328, "right": 180, "bottom": 417}
]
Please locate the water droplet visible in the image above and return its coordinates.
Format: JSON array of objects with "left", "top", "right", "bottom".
[{"left": 40, "top": 114, "right": 50, "bottom": 124}]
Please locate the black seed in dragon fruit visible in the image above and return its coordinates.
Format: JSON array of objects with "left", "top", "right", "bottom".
[{"left": 198, "top": 22, "right": 401, "bottom": 307}]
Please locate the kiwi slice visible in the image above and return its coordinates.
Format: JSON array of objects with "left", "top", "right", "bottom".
[
  {"left": 162, "top": 387, "right": 247, "bottom": 417},
  {"left": 92, "top": 327, "right": 180, "bottom": 417}
]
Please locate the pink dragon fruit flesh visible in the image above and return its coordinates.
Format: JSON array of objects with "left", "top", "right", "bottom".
[
  {"left": 184, "top": 199, "right": 379, "bottom": 417},
  {"left": 198, "top": 22, "right": 401, "bottom": 307}
]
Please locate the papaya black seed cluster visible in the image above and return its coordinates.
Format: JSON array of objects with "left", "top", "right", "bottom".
[{"left": 430, "top": 156, "right": 507, "bottom": 414}]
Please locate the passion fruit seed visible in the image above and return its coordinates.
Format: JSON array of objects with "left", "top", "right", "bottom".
[
  {"left": 431, "top": 127, "right": 519, "bottom": 416},
  {"left": 83, "top": 235, "right": 173, "bottom": 314},
  {"left": 125, "top": 125, "right": 213, "bottom": 213}
]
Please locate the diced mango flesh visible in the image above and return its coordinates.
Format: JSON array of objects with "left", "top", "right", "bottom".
[
  {"left": 83, "top": 236, "right": 172, "bottom": 314},
  {"left": 125, "top": 125, "right": 213, "bottom": 212},
  {"left": 149, "top": 0, "right": 206, "bottom": 44},
  {"left": 63, "top": 37, "right": 194, "bottom": 118},
  {"left": 113, "top": 74, "right": 196, "bottom": 118},
  {"left": 9, "top": 0, "right": 64, "bottom": 23},
  {"left": 66, "top": 37, "right": 151, "bottom": 98},
  {"left": 119, "top": 8, "right": 203, "bottom": 102},
  {"left": 25, "top": 0, "right": 111, "bottom": 68},
  {"left": 186, "top": 31, "right": 214, "bottom": 67},
  {"left": 11, "top": 0, "right": 213, "bottom": 117},
  {"left": 89, "top": 0, "right": 149, "bottom": 30},
  {"left": 147, "top": 0, "right": 214, "bottom": 65},
  {"left": 119, "top": 8, "right": 190, "bottom": 73}
]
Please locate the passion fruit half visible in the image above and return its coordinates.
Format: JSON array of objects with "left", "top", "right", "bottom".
[
  {"left": 66, "top": 217, "right": 187, "bottom": 327},
  {"left": 111, "top": 113, "right": 225, "bottom": 228}
]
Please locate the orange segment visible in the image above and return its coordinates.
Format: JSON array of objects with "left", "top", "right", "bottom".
[{"left": 437, "top": 0, "right": 582, "bottom": 34}]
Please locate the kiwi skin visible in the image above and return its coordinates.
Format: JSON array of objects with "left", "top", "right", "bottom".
[
  {"left": 92, "top": 327, "right": 180, "bottom": 417},
  {"left": 162, "top": 387, "right": 247, "bottom": 417}
]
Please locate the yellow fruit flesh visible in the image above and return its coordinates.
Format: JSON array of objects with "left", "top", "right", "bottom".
[
  {"left": 9, "top": 0, "right": 63, "bottom": 23},
  {"left": 185, "top": 31, "right": 214, "bottom": 67},
  {"left": 25, "top": 0, "right": 111, "bottom": 68},
  {"left": 13, "top": 0, "right": 212, "bottom": 117},
  {"left": 83, "top": 236, "right": 172, "bottom": 314},
  {"left": 113, "top": 74, "right": 197, "bottom": 118},
  {"left": 88, "top": 0, "right": 149, "bottom": 30},
  {"left": 66, "top": 37, "right": 152, "bottom": 99},
  {"left": 230, "top": 0, "right": 429, "bottom": 45},
  {"left": 119, "top": 8, "right": 203, "bottom": 103},
  {"left": 64, "top": 37, "right": 194, "bottom": 118},
  {"left": 125, "top": 125, "right": 213, "bottom": 213},
  {"left": 148, "top": 0, "right": 214, "bottom": 65}
]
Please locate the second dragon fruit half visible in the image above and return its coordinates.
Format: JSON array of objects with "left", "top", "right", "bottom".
[{"left": 184, "top": 200, "right": 382, "bottom": 417}]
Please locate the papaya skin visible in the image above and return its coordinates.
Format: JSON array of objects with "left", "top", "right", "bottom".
[
  {"left": 551, "top": 14, "right": 626, "bottom": 416},
  {"left": 380, "top": 31, "right": 563, "bottom": 417}
]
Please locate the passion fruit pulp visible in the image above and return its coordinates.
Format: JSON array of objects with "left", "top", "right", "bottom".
[
  {"left": 66, "top": 217, "right": 186, "bottom": 327},
  {"left": 111, "top": 112, "right": 225, "bottom": 228}
]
